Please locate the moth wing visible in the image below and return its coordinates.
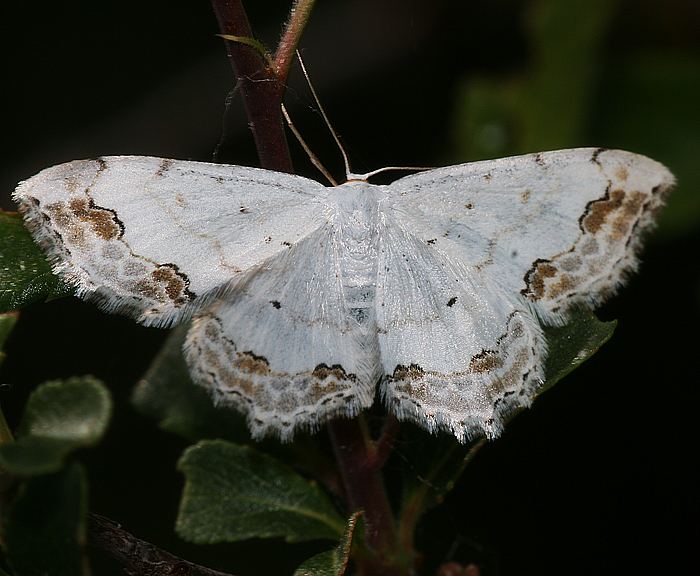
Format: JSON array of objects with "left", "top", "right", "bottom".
[
  {"left": 13, "top": 156, "right": 329, "bottom": 326},
  {"left": 384, "top": 148, "right": 673, "bottom": 323},
  {"left": 375, "top": 217, "right": 545, "bottom": 442},
  {"left": 185, "top": 222, "right": 380, "bottom": 441}
]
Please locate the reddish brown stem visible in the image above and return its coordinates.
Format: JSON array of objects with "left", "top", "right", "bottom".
[
  {"left": 366, "top": 414, "right": 400, "bottom": 470},
  {"left": 328, "top": 417, "right": 409, "bottom": 576},
  {"left": 210, "top": 0, "right": 292, "bottom": 172},
  {"left": 209, "top": 2, "right": 409, "bottom": 573}
]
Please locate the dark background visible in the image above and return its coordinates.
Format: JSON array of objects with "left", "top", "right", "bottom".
[{"left": 1, "top": 1, "right": 699, "bottom": 575}]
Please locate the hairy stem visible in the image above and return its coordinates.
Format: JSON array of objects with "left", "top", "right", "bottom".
[{"left": 272, "top": 0, "right": 318, "bottom": 83}]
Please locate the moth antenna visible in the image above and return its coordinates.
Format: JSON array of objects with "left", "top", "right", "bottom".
[
  {"left": 281, "top": 103, "right": 338, "bottom": 186},
  {"left": 295, "top": 50, "right": 354, "bottom": 181},
  {"left": 351, "top": 165, "right": 435, "bottom": 181}
]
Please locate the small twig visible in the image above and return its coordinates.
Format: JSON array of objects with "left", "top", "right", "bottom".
[
  {"left": 397, "top": 439, "right": 486, "bottom": 554},
  {"left": 88, "top": 514, "right": 235, "bottom": 576},
  {"left": 272, "top": 0, "right": 317, "bottom": 83}
]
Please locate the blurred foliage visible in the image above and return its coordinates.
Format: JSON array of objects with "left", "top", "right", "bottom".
[
  {"left": 132, "top": 325, "right": 251, "bottom": 443},
  {"left": 2, "top": 464, "right": 88, "bottom": 576},
  {"left": 453, "top": 0, "right": 619, "bottom": 159},
  {"left": 452, "top": 0, "right": 699, "bottom": 239},
  {"left": 0, "top": 377, "right": 112, "bottom": 476},
  {"left": 595, "top": 53, "right": 700, "bottom": 238},
  {"left": 0, "top": 377, "right": 111, "bottom": 576}
]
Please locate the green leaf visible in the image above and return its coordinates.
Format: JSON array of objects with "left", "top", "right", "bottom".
[
  {"left": 3, "top": 462, "right": 88, "bottom": 576},
  {"left": 294, "top": 512, "right": 363, "bottom": 576},
  {"left": 0, "top": 377, "right": 112, "bottom": 476},
  {"left": 132, "top": 325, "right": 249, "bottom": 442},
  {"left": 398, "top": 309, "right": 615, "bottom": 527},
  {"left": 0, "top": 211, "right": 70, "bottom": 313},
  {"left": 177, "top": 439, "right": 345, "bottom": 544},
  {"left": 541, "top": 309, "right": 616, "bottom": 394}
]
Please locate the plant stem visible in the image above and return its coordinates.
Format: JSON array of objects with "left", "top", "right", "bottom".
[
  {"left": 398, "top": 439, "right": 486, "bottom": 554},
  {"left": 209, "top": 2, "right": 411, "bottom": 573},
  {"left": 366, "top": 414, "right": 400, "bottom": 470},
  {"left": 88, "top": 514, "right": 235, "bottom": 576},
  {"left": 328, "top": 416, "right": 409, "bottom": 576},
  {"left": 210, "top": 0, "right": 293, "bottom": 173},
  {"left": 272, "top": 0, "right": 317, "bottom": 83}
]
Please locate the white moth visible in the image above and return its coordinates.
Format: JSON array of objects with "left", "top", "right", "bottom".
[{"left": 13, "top": 149, "right": 673, "bottom": 442}]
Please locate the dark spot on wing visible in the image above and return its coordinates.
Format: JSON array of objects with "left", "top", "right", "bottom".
[
  {"left": 521, "top": 258, "right": 556, "bottom": 300},
  {"left": 389, "top": 363, "right": 424, "bottom": 381},
  {"left": 155, "top": 158, "right": 173, "bottom": 177},
  {"left": 469, "top": 349, "right": 504, "bottom": 374},
  {"left": 270, "top": 300, "right": 281, "bottom": 309},
  {"left": 152, "top": 263, "right": 196, "bottom": 304},
  {"left": 447, "top": 296, "right": 457, "bottom": 307},
  {"left": 580, "top": 186, "right": 626, "bottom": 234},
  {"left": 62, "top": 197, "right": 125, "bottom": 240},
  {"left": 591, "top": 148, "right": 607, "bottom": 166},
  {"left": 235, "top": 350, "right": 271, "bottom": 375},
  {"left": 312, "top": 363, "right": 356, "bottom": 382}
]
